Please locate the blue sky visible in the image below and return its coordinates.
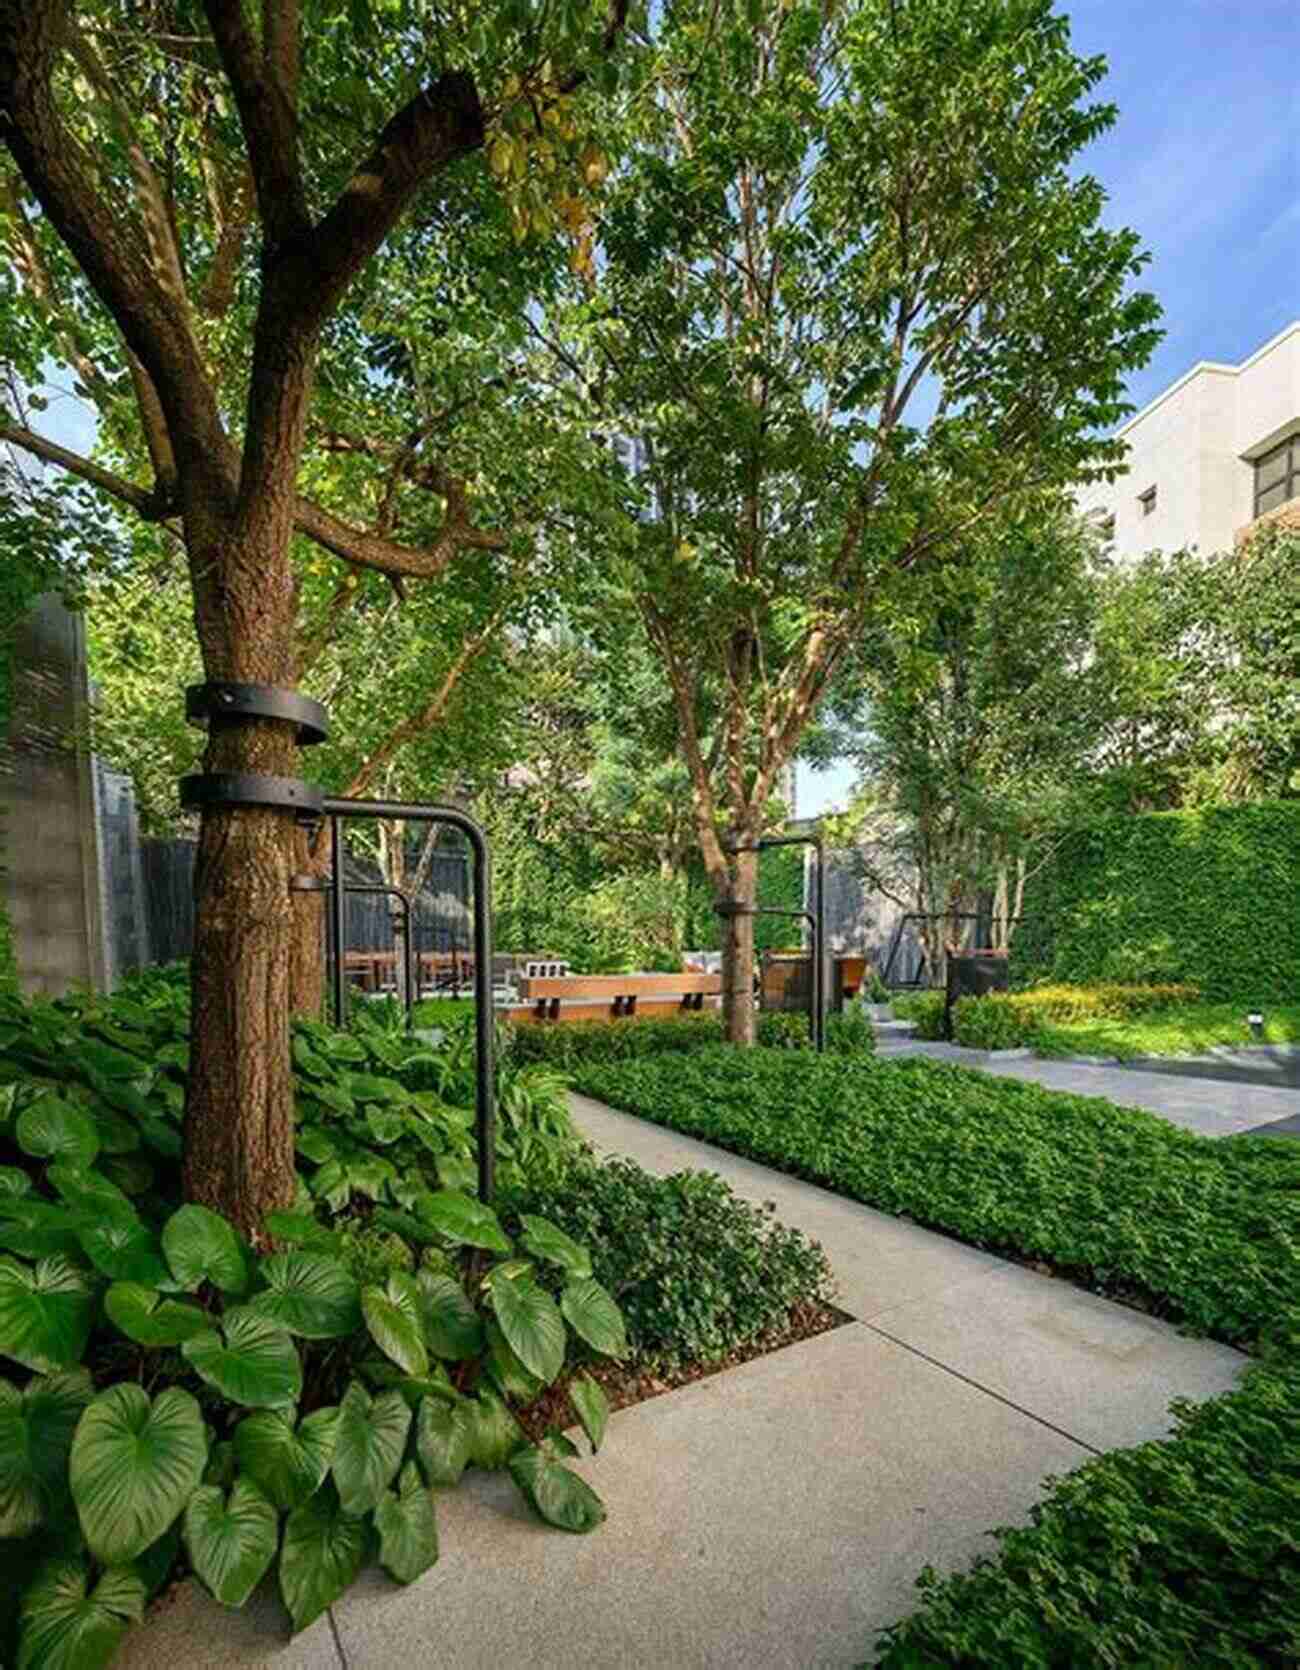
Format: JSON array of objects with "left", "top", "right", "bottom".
[{"left": 800, "top": 0, "right": 1300, "bottom": 817}]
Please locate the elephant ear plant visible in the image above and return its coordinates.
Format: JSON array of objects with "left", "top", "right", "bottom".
[{"left": 0, "top": 1063, "right": 627, "bottom": 1670}]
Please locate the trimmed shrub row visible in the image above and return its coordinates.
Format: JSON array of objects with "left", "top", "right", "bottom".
[{"left": 502, "top": 1007, "right": 873, "bottom": 1068}]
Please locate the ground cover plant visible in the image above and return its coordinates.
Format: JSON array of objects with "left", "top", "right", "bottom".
[
  {"left": 573, "top": 1048, "right": 1298, "bottom": 1350},
  {"left": 0, "top": 980, "right": 834, "bottom": 1668},
  {"left": 503, "top": 1008, "right": 873, "bottom": 1069},
  {"left": 504, "top": 1159, "right": 836, "bottom": 1373},
  {"left": 575, "top": 1047, "right": 1300, "bottom": 1663},
  {"left": 871, "top": 1359, "right": 1299, "bottom": 1666}
]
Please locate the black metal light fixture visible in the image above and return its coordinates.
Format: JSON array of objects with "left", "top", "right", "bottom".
[{"left": 1247, "top": 1011, "right": 1264, "bottom": 1043}]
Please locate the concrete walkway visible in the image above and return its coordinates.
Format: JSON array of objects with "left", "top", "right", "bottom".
[
  {"left": 874, "top": 1036, "right": 1300, "bottom": 1138},
  {"left": 121, "top": 1092, "right": 1246, "bottom": 1670}
]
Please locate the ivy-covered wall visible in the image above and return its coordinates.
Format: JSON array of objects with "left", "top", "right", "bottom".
[{"left": 1014, "top": 801, "right": 1300, "bottom": 1003}]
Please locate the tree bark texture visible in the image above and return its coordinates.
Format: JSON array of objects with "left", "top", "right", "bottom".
[
  {"left": 717, "top": 845, "right": 758, "bottom": 1046},
  {"left": 182, "top": 500, "right": 305, "bottom": 1242}
]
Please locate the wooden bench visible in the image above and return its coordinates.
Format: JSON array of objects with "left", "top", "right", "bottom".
[{"left": 504, "top": 971, "right": 722, "bottom": 1025}]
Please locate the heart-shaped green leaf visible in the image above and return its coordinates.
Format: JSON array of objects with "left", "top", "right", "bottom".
[
  {"left": 233, "top": 1407, "right": 338, "bottom": 1512},
  {"left": 569, "top": 1373, "right": 610, "bottom": 1456},
  {"left": 162, "top": 1205, "right": 250, "bottom": 1295},
  {"left": 0, "top": 1167, "right": 33, "bottom": 1199},
  {"left": 303, "top": 1080, "right": 355, "bottom": 1118},
  {"left": 331, "top": 1382, "right": 409, "bottom": 1515},
  {"left": 415, "top": 1397, "right": 473, "bottom": 1488},
  {"left": 70, "top": 1384, "right": 207, "bottom": 1565},
  {"left": 291, "top": 1037, "right": 333, "bottom": 1080},
  {"left": 508, "top": 1444, "right": 606, "bottom": 1534},
  {"left": 464, "top": 1390, "right": 523, "bottom": 1472},
  {"left": 345, "top": 1072, "right": 408, "bottom": 1105},
  {"left": 17, "top": 1558, "right": 146, "bottom": 1670},
  {"left": 0, "top": 1201, "right": 86, "bottom": 1262},
  {"left": 489, "top": 1270, "right": 565, "bottom": 1385},
  {"left": 374, "top": 1461, "right": 438, "bottom": 1586},
  {"left": 279, "top": 1482, "right": 367, "bottom": 1636},
  {"left": 183, "top": 1478, "right": 279, "bottom": 1608},
  {"left": 361, "top": 1273, "right": 428, "bottom": 1377},
  {"left": 72, "top": 1040, "right": 145, "bottom": 1080},
  {"left": 293, "top": 1128, "right": 337, "bottom": 1166},
  {"left": 0, "top": 1256, "right": 94, "bottom": 1373},
  {"left": 415, "top": 1270, "right": 484, "bottom": 1361},
  {"left": 247, "top": 1252, "right": 361, "bottom": 1340},
  {"left": 484, "top": 1321, "right": 543, "bottom": 1402},
  {"left": 560, "top": 1277, "right": 628, "bottom": 1359},
  {"left": 47, "top": 1165, "right": 134, "bottom": 1221},
  {"left": 261, "top": 1210, "right": 338, "bottom": 1250},
  {"left": 435, "top": 1153, "right": 476, "bottom": 1192},
  {"left": 16, "top": 1098, "right": 100, "bottom": 1168},
  {"left": 182, "top": 1310, "right": 302, "bottom": 1409},
  {"left": 76, "top": 1218, "right": 169, "bottom": 1287},
  {"left": 364, "top": 1106, "right": 405, "bottom": 1146},
  {"left": 103, "top": 1283, "right": 210, "bottom": 1349},
  {"left": 417, "top": 1191, "right": 512, "bottom": 1253},
  {"left": 518, "top": 1215, "right": 593, "bottom": 1278},
  {"left": 0, "top": 1370, "right": 93, "bottom": 1537}
]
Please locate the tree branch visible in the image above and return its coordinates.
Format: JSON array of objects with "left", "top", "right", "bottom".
[
  {"left": 1, "top": 4, "right": 231, "bottom": 489},
  {"left": 343, "top": 608, "right": 506, "bottom": 799},
  {"left": 0, "top": 418, "right": 176, "bottom": 520},
  {"left": 201, "top": 0, "right": 309, "bottom": 249},
  {"left": 0, "top": 416, "right": 509, "bottom": 581}
]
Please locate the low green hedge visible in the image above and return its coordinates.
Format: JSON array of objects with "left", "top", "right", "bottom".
[
  {"left": 503, "top": 1007, "right": 873, "bottom": 1067},
  {"left": 574, "top": 1048, "right": 1300, "bottom": 1664},
  {"left": 896, "top": 984, "right": 1205, "bottom": 1051},
  {"left": 504, "top": 1158, "right": 835, "bottom": 1372}
]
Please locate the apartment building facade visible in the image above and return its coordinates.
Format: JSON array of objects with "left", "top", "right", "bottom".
[{"left": 1076, "top": 318, "right": 1300, "bottom": 559}]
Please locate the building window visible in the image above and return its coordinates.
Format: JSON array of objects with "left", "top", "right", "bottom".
[
  {"left": 1253, "top": 435, "right": 1300, "bottom": 519},
  {"left": 1138, "top": 486, "right": 1157, "bottom": 516}
]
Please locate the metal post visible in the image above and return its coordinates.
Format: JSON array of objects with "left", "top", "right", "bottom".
[
  {"left": 323, "top": 798, "right": 495, "bottom": 1204},
  {"left": 401, "top": 891, "right": 415, "bottom": 1025},
  {"left": 813, "top": 838, "right": 826, "bottom": 1052},
  {"left": 330, "top": 816, "right": 346, "bottom": 1028},
  {"left": 469, "top": 836, "right": 494, "bottom": 1205}
]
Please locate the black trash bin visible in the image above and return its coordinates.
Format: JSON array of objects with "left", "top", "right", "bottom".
[{"left": 944, "top": 950, "right": 1009, "bottom": 1039}]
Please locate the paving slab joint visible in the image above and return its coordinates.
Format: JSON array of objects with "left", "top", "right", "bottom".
[{"left": 865, "top": 1321, "right": 1102, "bottom": 1458}]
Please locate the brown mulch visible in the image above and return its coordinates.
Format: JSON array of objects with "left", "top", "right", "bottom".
[{"left": 515, "top": 1298, "right": 851, "bottom": 1442}]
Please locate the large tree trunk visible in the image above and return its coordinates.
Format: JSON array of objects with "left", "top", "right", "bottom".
[
  {"left": 183, "top": 515, "right": 303, "bottom": 1244},
  {"left": 718, "top": 845, "right": 758, "bottom": 1046}
]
